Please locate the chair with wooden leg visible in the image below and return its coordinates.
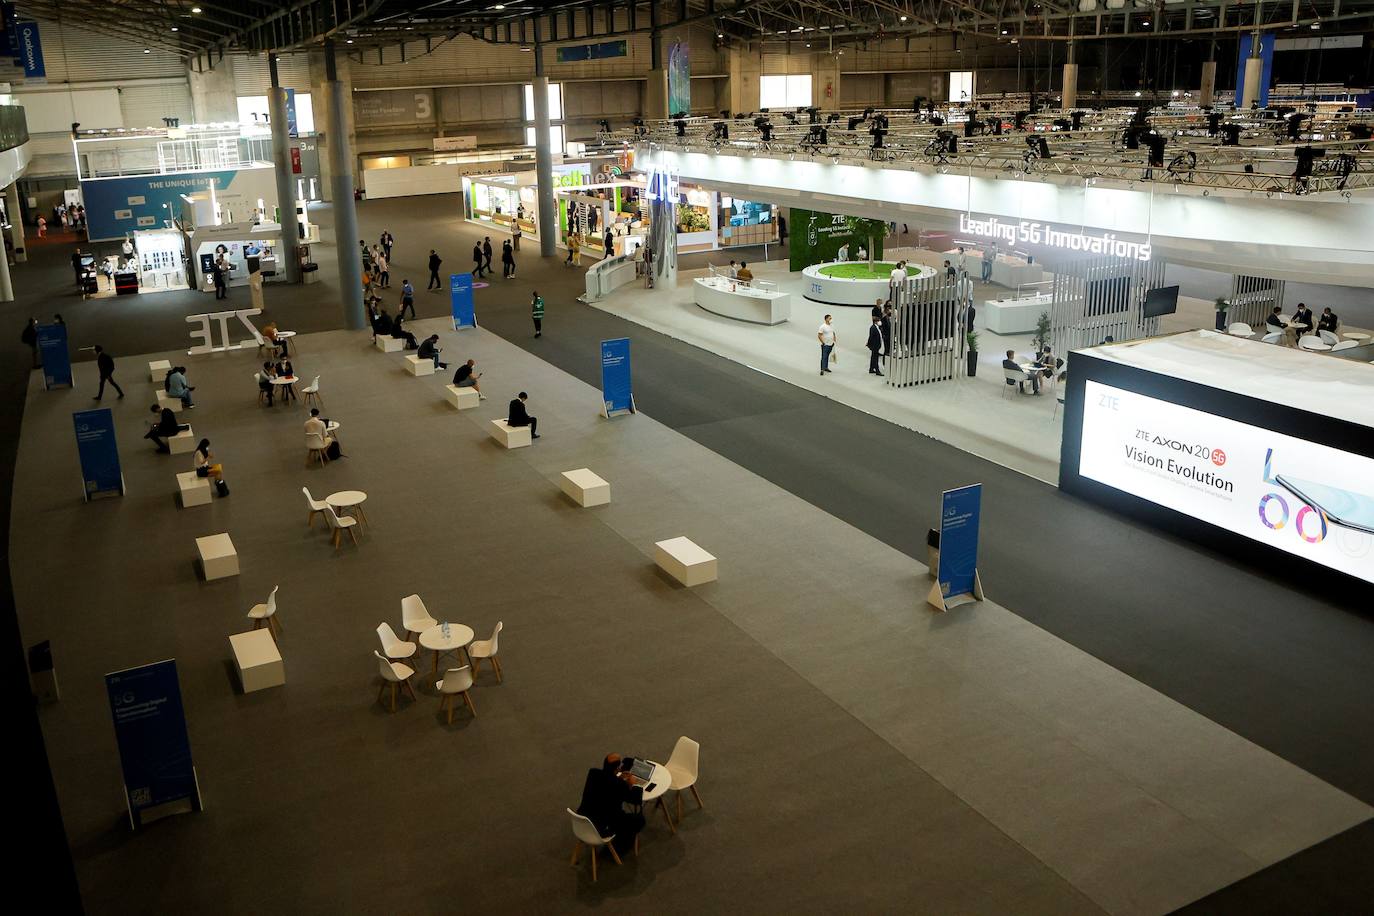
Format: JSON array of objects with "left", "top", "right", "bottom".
[
  {"left": 302, "top": 487, "right": 329, "bottom": 529},
  {"left": 325, "top": 506, "right": 359, "bottom": 550},
  {"left": 246, "top": 586, "right": 281, "bottom": 640},
  {"left": 567, "top": 809, "right": 622, "bottom": 882},
  {"left": 401, "top": 594, "right": 440, "bottom": 642},
  {"left": 435, "top": 666, "right": 476, "bottom": 723},
  {"left": 376, "top": 622, "right": 417, "bottom": 665},
  {"left": 302, "top": 375, "right": 323, "bottom": 408},
  {"left": 664, "top": 736, "right": 702, "bottom": 823},
  {"left": 467, "top": 621, "right": 503, "bottom": 682},
  {"left": 373, "top": 650, "right": 416, "bottom": 712},
  {"left": 306, "top": 430, "right": 330, "bottom": 467}
]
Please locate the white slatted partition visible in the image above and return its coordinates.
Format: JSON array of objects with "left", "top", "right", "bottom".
[
  {"left": 887, "top": 273, "right": 961, "bottom": 387},
  {"left": 1228, "top": 275, "right": 1287, "bottom": 329},
  {"left": 1050, "top": 256, "right": 1167, "bottom": 352}
]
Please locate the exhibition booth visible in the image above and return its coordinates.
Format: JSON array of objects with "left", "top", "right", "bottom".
[{"left": 191, "top": 222, "right": 287, "bottom": 294}]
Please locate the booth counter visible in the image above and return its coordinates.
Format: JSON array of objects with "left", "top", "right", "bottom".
[
  {"left": 980, "top": 292, "right": 1053, "bottom": 335},
  {"left": 693, "top": 276, "right": 791, "bottom": 325},
  {"left": 584, "top": 252, "right": 641, "bottom": 301}
]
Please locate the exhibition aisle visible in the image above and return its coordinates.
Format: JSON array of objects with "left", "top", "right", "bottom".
[{"left": 13, "top": 320, "right": 1369, "bottom": 914}]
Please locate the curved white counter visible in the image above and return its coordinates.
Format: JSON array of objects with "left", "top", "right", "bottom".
[
  {"left": 801, "top": 261, "right": 938, "bottom": 306},
  {"left": 693, "top": 276, "right": 791, "bottom": 325}
]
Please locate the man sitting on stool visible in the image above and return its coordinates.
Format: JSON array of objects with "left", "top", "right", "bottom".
[
  {"left": 1004, "top": 350, "right": 1038, "bottom": 394},
  {"left": 145, "top": 404, "right": 188, "bottom": 452},
  {"left": 452, "top": 360, "right": 487, "bottom": 399},
  {"left": 508, "top": 391, "right": 539, "bottom": 439},
  {"left": 418, "top": 334, "right": 447, "bottom": 369}
]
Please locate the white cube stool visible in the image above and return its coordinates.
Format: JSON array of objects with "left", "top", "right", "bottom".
[
  {"left": 404, "top": 355, "right": 434, "bottom": 376},
  {"left": 230, "top": 629, "right": 285, "bottom": 693},
  {"left": 156, "top": 390, "right": 183, "bottom": 413},
  {"left": 148, "top": 359, "right": 171, "bottom": 382},
  {"left": 177, "top": 471, "right": 211, "bottom": 508},
  {"left": 376, "top": 336, "right": 403, "bottom": 353},
  {"left": 168, "top": 427, "right": 196, "bottom": 455},
  {"left": 488, "top": 419, "right": 531, "bottom": 449},
  {"left": 445, "top": 384, "right": 480, "bottom": 410},
  {"left": 197, "top": 533, "right": 239, "bottom": 581},
  {"left": 560, "top": 468, "right": 610, "bottom": 507},
  {"left": 654, "top": 537, "right": 717, "bottom": 587}
]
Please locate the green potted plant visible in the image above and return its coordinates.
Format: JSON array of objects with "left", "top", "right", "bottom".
[
  {"left": 966, "top": 330, "right": 980, "bottom": 377},
  {"left": 1214, "top": 296, "right": 1229, "bottom": 331},
  {"left": 1033, "top": 311, "right": 1052, "bottom": 354}
]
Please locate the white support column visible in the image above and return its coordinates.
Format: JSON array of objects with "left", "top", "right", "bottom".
[
  {"left": 1240, "top": 33, "right": 1264, "bottom": 109},
  {"left": 1062, "top": 64, "right": 1079, "bottom": 110},
  {"left": 322, "top": 43, "right": 365, "bottom": 330},
  {"left": 0, "top": 233, "right": 13, "bottom": 302},
  {"left": 7, "top": 183, "right": 26, "bottom": 263},
  {"left": 1199, "top": 60, "right": 1218, "bottom": 108},
  {"left": 187, "top": 56, "right": 237, "bottom": 124},
  {"left": 267, "top": 56, "right": 302, "bottom": 284},
  {"left": 533, "top": 44, "right": 557, "bottom": 259}
]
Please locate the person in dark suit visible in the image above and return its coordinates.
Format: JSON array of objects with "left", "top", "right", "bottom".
[
  {"left": 1265, "top": 306, "right": 1288, "bottom": 332},
  {"left": 508, "top": 391, "right": 539, "bottom": 439},
  {"left": 482, "top": 236, "right": 494, "bottom": 274},
  {"left": 93, "top": 345, "right": 124, "bottom": 400},
  {"left": 391, "top": 314, "right": 418, "bottom": 349},
  {"left": 880, "top": 304, "right": 893, "bottom": 363},
  {"left": 144, "top": 404, "right": 187, "bottom": 452},
  {"left": 372, "top": 307, "right": 394, "bottom": 341},
  {"left": 1291, "top": 302, "right": 1315, "bottom": 336},
  {"left": 427, "top": 249, "right": 442, "bottom": 289},
  {"left": 575, "top": 754, "right": 645, "bottom": 855},
  {"left": 866, "top": 315, "right": 885, "bottom": 376},
  {"left": 417, "top": 334, "right": 446, "bottom": 369},
  {"left": 1318, "top": 307, "right": 1339, "bottom": 334},
  {"left": 1003, "top": 349, "right": 1038, "bottom": 394}
]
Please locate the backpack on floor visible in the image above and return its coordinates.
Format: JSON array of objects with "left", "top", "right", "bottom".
[
  {"left": 215, "top": 479, "right": 230, "bottom": 497},
  {"left": 326, "top": 440, "right": 343, "bottom": 460}
]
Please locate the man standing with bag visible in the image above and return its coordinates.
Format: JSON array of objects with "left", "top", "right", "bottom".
[{"left": 817, "top": 315, "right": 837, "bottom": 376}]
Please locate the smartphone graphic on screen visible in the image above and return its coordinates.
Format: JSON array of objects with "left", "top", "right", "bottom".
[{"left": 1276, "top": 475, "right": 1374, "bottom": 535}]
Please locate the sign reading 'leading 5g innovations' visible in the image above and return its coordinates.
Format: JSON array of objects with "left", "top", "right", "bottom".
[{"left": 1078, "top": 380, "right": 1374, "bottom": 584}]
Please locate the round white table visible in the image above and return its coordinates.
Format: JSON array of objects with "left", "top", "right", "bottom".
[
  {"left": 419, "top": 623, "right": 475, "bottom": 675},
  {"left": 270, "top": 375, "right": 299, "bottom": 404},
  {"left": 1342, "top": 331, "right": 1370, "bottom": 341},
  {"left": 326, "top": 490, "right": 368, "bottom": 526},
  {"left": 1299, "top": 339, "right": 1331, "bottom": 351},
  {"left": 274, "top": 330, "right": 297, "bottom": 353},
  {"left": 626, "top": 761, "right": 676, "bottom": 833}
]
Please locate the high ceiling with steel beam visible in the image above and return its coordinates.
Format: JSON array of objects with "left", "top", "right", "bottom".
[{"left": 16, "top": 0, "right": 1374, "bottom": 57}]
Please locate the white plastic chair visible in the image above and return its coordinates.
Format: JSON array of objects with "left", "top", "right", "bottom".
[
  {"left": 247, "top": 586, "right": 280, "bottom": 639},
  {"left": 664, "top": 736, "right": 703, "bottom": 822},
  {"left": 1226, "top": 322, "right": 1254, "bottom": 337},
  {"left": 325, "top": 505, "right": 358, "bottom": 550},
  {"left": 401, "top": 594, "right": 440, "bottom": 640},
  {"left": 1331, "top": 340, "right": 1358, "bottom": 351},
  {"left": 303, "top": 487, "right": 329, "bottom": 529},
  {"left": 1260, "top": 332, "right": 1283, "bottom": 344},
  {"left": 1053, "top": 388, "right": 1066, "bottom": 419},
  {"left": 306, "top": 430, "right": 329, "bottom": 467},
  {"left": 374, "top": 650, "right": 415, "bottom": 712},
  {"left": 302, "top": 375, "right": 323, "bottom": 408},
  {"left": 468, "top": 621, "right": 503, "bottom": 682},
  {"left": 567, "top": 808, "right": 623, "bottom": 881},
  {"left": 1298, "top": 335, "right": 1324, "bottom": 350},
  {"left": 1002, "top": 366, "right": 1033, "bottom": 397},
  {"left": 1318, "top": 330, "right": 1339, "bottom": 346},
  {"left": 254, "top": 372, "right": 269, "bottom": 406},
  {"left": 435, "top": 665, "right": 476, "bottom": 723},
  {"left": 377, "top": 622, "right": 416, "bottom": 663}
]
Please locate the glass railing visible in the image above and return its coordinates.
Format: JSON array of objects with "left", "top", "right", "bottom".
[{"left": 0, "top": 104, "right": 29, "bottom": 152}]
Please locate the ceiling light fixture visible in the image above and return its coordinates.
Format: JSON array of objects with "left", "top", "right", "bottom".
[
  {"left": 493, "top": 3, "right": 506, "bottom": 8},
  {"left": 346, "top": 38, "right": 354, "bottom": 43},
  {"left": 900, "top": 15, "right": 907, "bottom": 21},
  {"left": 191, "top": 5, "right": 202, "bottom": 11},
  {"left": 171, "top": 26, "right": 178, "bottom": 31},
  {"left": 143, "top": 48, "right": 151, "bottom": 53}
]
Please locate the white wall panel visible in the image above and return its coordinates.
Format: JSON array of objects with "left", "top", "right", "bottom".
[
  {"left": 232, "top": 54, "right": 311, "bottom": 94},
  {"left": 15, "top": 89, "right": 123, "bottom": 132},
  {"left": 362, "top": 164, "right": 465, "bottom": 199},
  {"left": 0, "top": 19, "right": 183, "bottom": 84},
  {"left": 120, "top": 84, "right": 195, "bottom": 130}
]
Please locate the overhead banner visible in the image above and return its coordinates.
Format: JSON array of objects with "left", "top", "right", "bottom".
[
  {"left": 17, "top": 19, "right": 43, "bottom": 83},
  {"left": 37, "top": 323, "right": 72, "bottom": 389},
  {"left": 600, "top": 337, "right": 634, "bottom": 417},
  {"left": 935, "top": 484, "right": 982, "bottom": 603},
  {"left": 555, "top": 40, "right": 627, "bottom": 63},
  {"left": 73, "top": 407, "right": 123, "bottom": 500},
  {"left": 450, "top": 273, "right": 475, "bottom": 329},
  {"left": 105, "top": 660, "right": 201, "bottom": 828},
  {"left": 667, "top": 41, "right": 691, "bottom": 117},
  {"left": 1235, "top": 33, "right": 1276, "bottom": 108}
]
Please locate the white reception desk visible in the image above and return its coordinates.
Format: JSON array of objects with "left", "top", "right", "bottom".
[
  {"left": 693, "top": 276, "right": 791, "bottom": 325},
  {"left": 980, "top": 293, "right": 1053, "bottom": 335}
]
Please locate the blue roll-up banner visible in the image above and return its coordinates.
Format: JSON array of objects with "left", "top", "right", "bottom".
[
  {"left": 285, "top": 88, "right": 299, "bottom": 138},
  {"left": 106, "top": 660, "right": 201, "bottom": 828},
  {"left": 450, "top": 273, "right": 475, "bottom": 329},
  {"left": 1235, "top": 33, "right": 1276, "bottom": 108},
  {"left": 37, "top": 323, "right": 72, "bottom": 389},
  {"left": 934, "top": 484, "right": 982, "bottom": 607},
  {"left": 17, "top": 19, "right": 43, "bottom": 83},
  {"left": 600, "top": 337, "right": 634, "bottom": 417},
  {"left": 73, "top": 408, "right": 124, "bottom": 500}
]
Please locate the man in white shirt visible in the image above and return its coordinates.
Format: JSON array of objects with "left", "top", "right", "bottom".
[
  {"left": 305, "top": 408, "right": 335, "bottom": 454},
  {"left": 837, "top": 243, "right": 850, "bottom": 262},
  {"left": 817, "top": 315, "right": 837, "bottom": 376},
  {"left": 889, "top": 260, "right": 907, "bottom": 304}
]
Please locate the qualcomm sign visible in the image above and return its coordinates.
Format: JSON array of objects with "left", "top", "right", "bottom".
[{"left": 958, "top": 213, "right": 1152, "bottom": 262}]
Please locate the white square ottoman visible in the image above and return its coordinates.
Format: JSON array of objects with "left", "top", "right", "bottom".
[
  {"left": 446, "top": 384, "right": 480, "bottom": 410},
  {"left": 177, "top": 471, "right": 211, "bottom": 508},
  {"left": 560, "top": 468, "right": 610, "bottom": 507},
  {"left": 489, "top": 419, "right": 531, "bottom": 449},
  {"left": 197, "top": 533, "right": 239, "bottom": 581},
  {"left": 156, "top": 390, "right": 183, "bottom": 413},
  {"left": 376, "top": 336, "right": 403, "bottom": 353},
  {"left": 169, "top": 427, "right": 196, "bottom": 455},
  {"left": 230, "top": 629, "right": 284, "bottom": 693},
  {"left": 404, "top": 355, "right": 434, "bottom": 376},
  {"left": 148, "top": 359, "right": 171, "bottom": 382},
  {"left": 654, "top": 537, "right": 717, "bottom": 587}
]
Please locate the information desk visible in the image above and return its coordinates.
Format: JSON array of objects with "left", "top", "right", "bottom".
[
  {"left": 693, "top": 276, "right": 791, "bottom": 325},
  {"left": 980, "top": 293, "right": 1053, "bottom": 335},
  {"left": 946, "top": 247, "right": 1044, "bottom": 288},
  {"left": 801, "top": 261, "right": 938, "bottom": 307},
  {"left": 584, "top": 252, "right": 640, "bottom": 301}
]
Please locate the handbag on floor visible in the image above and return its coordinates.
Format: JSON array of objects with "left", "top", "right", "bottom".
[
  {"left": 215, "top": 479, "right": 230, "bottom": 497},
  {"left": 326, "top": 440, "right": 343, "bottom": 460}
]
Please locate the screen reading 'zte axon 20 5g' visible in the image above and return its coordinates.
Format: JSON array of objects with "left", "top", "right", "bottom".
[{"left": 1078, "top": 380, "right": 1374, "bottom": 584}]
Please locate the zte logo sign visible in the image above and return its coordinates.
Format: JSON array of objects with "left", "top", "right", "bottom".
[{"left": 1099, "top": 394, "right": 1119, "bottom": 410}]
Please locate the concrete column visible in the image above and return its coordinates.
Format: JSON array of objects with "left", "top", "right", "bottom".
[
  {"left": 533, "top": 63, "right": 558, "bottom": 259},
  {"left": 1199, "top": 60, "right": 1218, "bottom": 107},
  {"left": 0, "top": 232, "right": 13, "bottom": 301},
  {"left": 725, "top": 47, "right": 760, "bottom": 114},
  {"left": 645, "top": 69, "right": 670, "bottom": 119},
  {"left": 323, "top": 45, "right": 365, "bottom": 330},
  {"left": 1062, "top": 64, "right": 1079, "bottom": 110},
  {"left": 812, "top": 52, "right": 840, "bottom": 110},
  {"left": 309, "top": 49, "right": 357, "bottom": 202},
  {"left": 7, "top": 183, "right": 26, "bottom": 263},
  {"left": 1240, "top": 33, "right": 1264, "bottom": 109},
  {"left": 187, "top": 57, "right": 237, "bottom": 124},
  {"left": 267, "top": 57, "right": 302, "bottom": 283}
]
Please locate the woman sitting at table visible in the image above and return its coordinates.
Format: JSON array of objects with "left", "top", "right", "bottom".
[
  {"left": 258, "top": 361, "right": 277, "bottom": 406},
  {"left": 1036, "top": 346, "right": 1062, "bottom": 379},
  {"left": 262, "top": 321, "right": 290, "bottom": 358},
  {"left": 576, "top": 754, "right": 645, "bottom": 855}
]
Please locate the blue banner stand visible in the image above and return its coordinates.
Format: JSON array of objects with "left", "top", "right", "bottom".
[
  {"left": 599, "top": 337, "right": 636, "bottom": 418},
  {"left": 105, "top": 659, "right": 203, "bottom": 830},
  {"left": 928, "top": 483, "right": 986, "bottom": 612},
  {"left": 450, "top": 273, "right": 476, "bottom": 330},
  {"left": 73, "top": 408, "right": 124, "bottom": 501},
  {"left": 37, "top": 322, "right": 72, "bottom": 389}
]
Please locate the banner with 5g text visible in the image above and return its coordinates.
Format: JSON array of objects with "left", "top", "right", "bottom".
[{"left": 1078, "top": 379, "right": 1374, "bottom": 584}]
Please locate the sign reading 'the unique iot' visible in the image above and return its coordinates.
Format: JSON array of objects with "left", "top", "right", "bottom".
[{"left": 958, "top": 213, "right": 1152, "bottom": 261}]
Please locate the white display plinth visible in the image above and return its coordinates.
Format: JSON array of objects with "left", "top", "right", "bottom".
[
  {"left": 655, "top": 536, "right": 717, "bottom": 586},
  {"left": 693, "top": 276, "right": 791, "bottom": 325},
  {"left": 197, "top": 533, "right": 238, "bottom": 580},
  {"left": 177, "top": 471, "right": 211, "bottom": 508},
  {"left": 489, "top": 419, "right": 531, "bottom": 449},
  {"left": 404, "top": 355, "right": 434, "bottom": 376},
  {"left": 981, "top": 293, "right": 1053, "bottom": 335},
  {"left": 230, "top": 629, "right": 284, "bottom": 693},
  {"left": 802, "top": 261, "right": 937, "bottom": 307},
  {"left": 560, "top": 468, "right": 610, "bottom": 507}
]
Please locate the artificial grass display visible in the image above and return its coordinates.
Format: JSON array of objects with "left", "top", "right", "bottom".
[{"left": 817, "top": 262, "right": 911, "bottom": 280}]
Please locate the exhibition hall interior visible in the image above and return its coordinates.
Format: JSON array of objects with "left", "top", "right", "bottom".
[{"left": 4, "top": 0, "right": 1374, "bottom": 912}]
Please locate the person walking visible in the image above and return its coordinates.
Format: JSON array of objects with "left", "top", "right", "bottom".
[
  {"left": 603, "top": 229, "right": 614, "bottom": 259},
  {"left": 36, "top": 215, "right": 46, "bottom": 237},
  {"left": 212, "top": 256, "right": 229, "bottom": 299},
  {"left": 512, "top": 222, "right": 521, "bottom": 252},
  {"left": 531, "top": 291, "right": 545, "bottom": 338},
  {"left": 381, "top": 230, "right": 394, "bottom": 260},
  {"left": 21, "top": 317, "right": 39, "bottom": 368},
  {"left": 981, "top": 244, "right": 995, "bottom": 282},
  {"left": 482, "top": 236, "right": 494, "bottom": 275},
  {"left": 427, "top": 249, "right": 443, "bottom": 289},
  {"left": 817, "top": 315, "right": 837, "bottom": 376},
  {"left": 501, "top": 240, "right": 515, "bottom": 279},
  {"left": 375, "top": 250, "right": 390, "bottom": 288},
  {"left": 399, "top": 279, "right": 416, "bottom": 320},
  {"left": 92, "top": 345, "right": 124, "bottom": 400},
  {"left": 471, "top": 242, "right": 485, "bottom": 278},
  {"left": 867, "top": 314, "right": 885, "bottom": 377}
]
